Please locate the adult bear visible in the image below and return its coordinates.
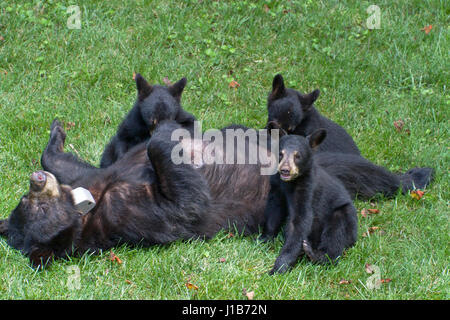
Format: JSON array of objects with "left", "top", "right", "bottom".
[
  {"left": 0, "top": 120, "right": 270, "bottom": 267},
  {"left": 0, "top": 119, "right": 434, "bottom": 268}
]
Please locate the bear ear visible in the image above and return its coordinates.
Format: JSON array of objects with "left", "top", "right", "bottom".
[
  {"left": 308, "top": 128, "right": 327, "bottom": 149},
  {"left": 28, "top": 224, "right": 75, "bottom": 268},
  {"left": 269, "top": 74, "right": 286, "bottom": 100},
  {"left": 0, "top": 219, "right": 8, "bottom": 238},
  {"left": 169, "top": 77, "right": 187, "bottom": 101},
  {"left": 135, "top": 73, "right": 153, "bottom": 100},
  {"left": 298, "top": 89, "right": 320, "bottom": 111},
  {"left": 266, "top": 120, "right": 287, "bottom": 138}
]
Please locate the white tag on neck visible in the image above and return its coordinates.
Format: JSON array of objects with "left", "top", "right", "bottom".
[{"left": 70, "top": 187, "right": 96, "bottom": 215}]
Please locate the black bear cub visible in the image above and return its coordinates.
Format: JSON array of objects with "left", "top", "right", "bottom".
[
  {"left": 100, "top": 73, "right": 196, "bottom": 168},
  {"left": 261, "top": 129, "right": 358, "bottom": 274},
  {"left": 267, "top": 74, "right": 360, "bottom": 155}
]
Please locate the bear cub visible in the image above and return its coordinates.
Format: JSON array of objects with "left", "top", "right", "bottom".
[
  {"left": 267, "top": 74, "right": 360, "bottom": 155},
  {"left": 261, "top": 129, "right": 358, "bottom": 274},
  {"left": 100, "top": 73, "right": 196, "bottom": 168}
]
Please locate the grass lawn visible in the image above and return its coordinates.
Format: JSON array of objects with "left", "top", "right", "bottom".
[{"left": 0, "top": 0, "right": 448, "bottom": 299}]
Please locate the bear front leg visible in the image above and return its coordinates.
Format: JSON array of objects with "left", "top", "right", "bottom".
[
  {"left": 269, "top": 203, "right": 313, "bottom": 274},
  {"left": 260, "top": 184, "right": 287, "bottom": 242}
]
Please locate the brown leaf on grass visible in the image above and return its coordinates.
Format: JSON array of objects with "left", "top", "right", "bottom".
[
  {"left": 132, "top": 72, "right": 136, "bottom": 80},
  {"left": 393, "top": 119, "right": 405, "bottom": 132},
  {"left": 219, "top": 258, "right": 226, "bottom": 263},
  {"left": 362, "top": 226, "right": 380, "bottom": 237},
  {"left": 380, "top": 278, "right": 392, "bottom": 283},
  {"left": 339, "top": 279, "right": 352, "bottom": 285},
  {"left": 421, "top": 25, "right": 432, "bottom": 34},
  {"left": 393, "top": 119, "right": 411, "bottom": 135},
  {"left": 163, "top": 76, "right": 172, "bottom": 86},
  {"left": 186, "top": 282, "right": 199, "bottom": 290},
  {"left": 0, "top": 36, "right": 4, "bottom": 41},
  {"left": 365, "top": 263, "right": 375, "bottom": 274},
  {"left": 229, "top": 80, "right": 240, "bottom": 89},
  {"left": 360, "top": 208, "right": 379, "bottom": 218},
  {"left": 410, "top": 189, "right": 425, "bottom": 200},
  {"left": 109, "top": 250, "right": 122, "bottom": 264},
  {"left": 65, "top": 121, "right": 75, "bottom": 130},
  {"left": 360, "top": 208, "right": 368, "bottom": 218},
  {"left": 242, "top": 288, "right": 254, "bottom": 300}
]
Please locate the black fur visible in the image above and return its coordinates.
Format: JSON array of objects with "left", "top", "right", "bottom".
[
  {"left": 261, "top": 130, "right": 358, "bottom": 274},
  {"left": 266, "top": 77, "right": 434, "bottom": 199},
  {"left": 100, "top": 74, "right": 196, "bottom": 168},
  {"left": 267, "top": 74, "right": 360, "bottom": 155},
  {"left": 2, "top": 120, "right": 269, "bottom": 268},
  {"left": 314, "top": 153, "right": 434, "bottom": 199}
]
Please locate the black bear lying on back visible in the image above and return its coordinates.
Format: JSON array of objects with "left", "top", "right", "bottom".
[
  {"left": 261, "top": 129, "right": 358, "bottom": 274},
  {"left": 100, "top": 74, "right": 196, "bottom": 168},
  {"left": 0, "top": 120, "right": 270, "bottom": 267},
  {"left": 266, "top": 75, "right": 434, "bottom": 199},
  {"left": 0, "top": 118, "right": 434, "bottom": 269}
]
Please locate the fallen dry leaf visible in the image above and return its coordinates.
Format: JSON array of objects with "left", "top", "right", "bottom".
[
  {"left": 163, "top": 76, "right": 172, "bottom": 86},
  {"left": 242, "top": 288, "right": 254, "bottom": 300},
  {"left": 109, "top": 250, "right": 122, "bottom": 264},
  {"left": 421, "top": 25, "right": 432, "bottom": 34},
  {"left": 360, "top": 208, "right": 368, "bottom": 218},
  {"left": 65, "top": 121, "right": 75, "bottom": 130},
  {"left": 132, "top": 71, "right": 136, "bottom": 80},
  {"left": 339, "top": 279, "right": 352, "bottom": 285},
  {"left": 410, "top": 189, "right": 425, "bottom": 200},
  {"left": 393, "top": 119, "right": 405, "bottom": 132},
  {"left": 393, "top": 119, "right": 411, "bottom": 135},
  {"left": 362, "top": 226, "right": 380, "bottom": 237},
  {"left": 380, "top": 278, "right": 392, "bottom": 284},
  {"left": 361, "top": 208, "right": 379, "bottom": 218},
  {"left": 365, "top": 263, "right": 375, "bottom": 274},
  {"left": 229, "top": 80, "right": 240, "bottom": 89},
  {"left": 186, "top": 282, "right": 199, "bottom": 290}
]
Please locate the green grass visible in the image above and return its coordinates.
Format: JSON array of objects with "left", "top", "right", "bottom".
[{"left": 0, "top": 0, "right": 448, "bottom": 299}]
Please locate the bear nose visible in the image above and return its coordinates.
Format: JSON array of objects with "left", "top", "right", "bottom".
[{"left": 30, "top": 171, "right": 47, "bottom": 192}]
